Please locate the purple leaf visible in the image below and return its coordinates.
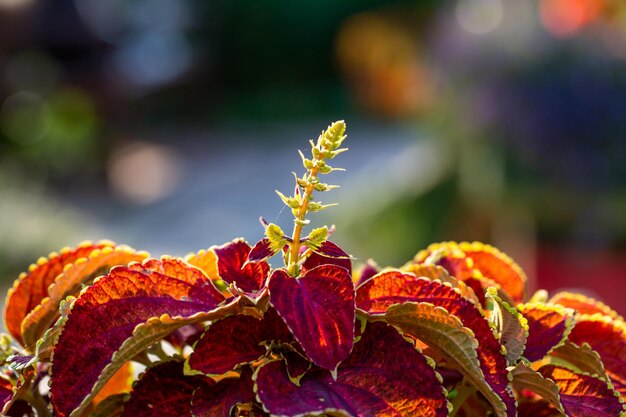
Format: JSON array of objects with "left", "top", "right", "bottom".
[
  {"left": 247, "top": 239, "right": 279, "bottom": 264},
  {"left": 269, "top": 265, "right": 355, "bottom": 370},
  {"left": 302, "top": 241, "right": 352, "bottom": 275},
  {"left": 255, "top": 322, "right": 449, "bottom": 417},
  {"left": 187, "top": 308, "right": 292, "bottom": 376},
  {"left": 191, "top": 367, "right": 263, "bottom": 417},
  {"left": 121, "top": 360, "right": 212, "bottom": 417}
]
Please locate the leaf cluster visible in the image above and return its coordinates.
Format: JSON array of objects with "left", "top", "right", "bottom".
[{"left": 1, "top": 123, "right": 626, "bottom": 417}]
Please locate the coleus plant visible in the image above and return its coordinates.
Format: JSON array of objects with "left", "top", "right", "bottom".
[{"left": 1, "top": 122, "right": 625, "bottom": 417}]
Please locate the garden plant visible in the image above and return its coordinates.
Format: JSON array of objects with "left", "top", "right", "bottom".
[{"left": 1, "top": 121, "right": 625, "bottom": 417}]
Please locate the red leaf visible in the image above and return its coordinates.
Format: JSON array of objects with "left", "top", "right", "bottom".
[
  {"left": 50, "top": 258, "right": 238, "bottom": 417},
  {"left": 255, "top": 322, "right": 449, "bottom": 417},
  {"left": 269, "top": 265, "right": 355, "bottom": 370},
  {"left": 4, "top": 241, "right": 113, "bottom": 346},
  {"left": 121, "top": 360, "right": 212, "bottom": 417},
  {"left": 356, "top": 270, "right": 515, "bottom": 416},
  {"left": 187, "top": 308, "right": 292, "bottom": 376},
  {"left": 568, "top": 315, "right": 626, "bottom": 395},
  {"left": 247, "top": 239, "right": 277, "bottom": 264},
  {"left": 191, "top": 367, "right": 263, "bottom": 417},
  {"left": 538, "top": 365, "right": 626, "bottom": 417},
  {"left": 517, "top": 303, "right": 574, "bottom": 362},
  {"left": 214, "top": 239, "right": 269, "bottom": 293},
  {"left": 302, "top": 240, "right": 352, "bottom": 275}
]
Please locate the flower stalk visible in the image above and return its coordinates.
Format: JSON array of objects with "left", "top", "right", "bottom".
[{"left": 272, "top": 120, "right": 347, "bottom": 276}]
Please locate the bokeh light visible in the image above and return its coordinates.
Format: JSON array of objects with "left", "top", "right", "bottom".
[
  {"left": 455, "top": 0, "right": 503, "bottom": 35},
  {"left": 107, "top": 141, "right": 182, "bottom": 205}
]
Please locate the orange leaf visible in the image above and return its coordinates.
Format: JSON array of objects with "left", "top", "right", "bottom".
[{"left": 4, "top": 241, "right": 114, "bottom": 346}]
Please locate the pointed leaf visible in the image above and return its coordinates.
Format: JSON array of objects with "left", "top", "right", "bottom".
[
  {"left": 511, "top": 362, "right": 565, "bottom": 414},
  {"left": 486, "top": 288, "right": 528, "bottom": 365},
  {"left": 121, "top": 360, "right": 212, "bottom": 417},
  {"left": 518, "top": 303, "right": 575, "bottom": 362},
  {"left": 356, "top": 270, "right": 515, "bottom": 417},
  {"left": 254, "top": 322, "right": 449, "bottom": 417},
  {"left": 537, "top": 365, "right": 626, "bottom": 417},
  {"left": 191, "top": 367, "right": 262, "bottom": 417},
  {"left": 21, "top": 246, "right": 147, "bottom": 349},
  {"left": 214, "top": 239, "right": 269, "bottom": 293},
  {"left": 568, "top": 314, "right": 626, "bottom": 395},
  {"left": 4, "top": 241, "right": 114, "bottom": 346},
  {"left": 302, "top": 240, "right": 352, "bottom": 275},
  {"left": 365, "top": 301, "right": 509, "bottom": 417},
  {"left": 269, "top": 265, "right": 355, "bottom": 370},
  {"left": 50, "top": 258, "right": 243, "bottom": 417},
  {"left": 187, "top": 309, "right": 291, "bottom": 376},
  {"left": 550, "top": 292, "right": 624, "bottom": 321},
  {"left": 247, "top": 239, "right": 277, "bottom": 263}
]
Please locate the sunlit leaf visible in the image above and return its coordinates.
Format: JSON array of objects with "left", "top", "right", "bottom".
[
  {"left": 567, "top": 314, "right": 626, "bottom": 395},
  {"left": 4, "top": 241, "right": 114, "bottom": 346},
  {"left": 537, "top": 365, "right": 626, "bottom": 417},
  {"left": 485, "top": 287, "right": 528, "bottom": 365},
  {"left": 550, "top": 292, "right": 624, "bottom": 321},
  {"left": 50, "top": 258, "right": 245, "bottom": 417},
  {"left": 364, "top": 301, "right": 509, "bottom": 417},
  {"left": 547, "top": 341, "right": 608, "bottom": 378},
  {"left": 247, "top": 239, "right": 277, "bottom": 264},
  {"left": 402, "top": 263, "right": 481, "bottom": 306},
  {"left": 413, "top": 242, "right": 527, "bottom": 304},
  {"left": 213, "top": 239, "right": 269, "bottom": 293},
  {"left": 20, "top": 245, "right": 147, "bottom": 350},
  {"left": 511, "top": 362, "right": 565, "bottom": 414},
  {"left": 302, "top": 240, "right": 352, "bottom": 275},
  {"left": 121, "top": 360, "right": 212, "bottom": 417},
  {"left": 254, "top": 322, "right": 450, "bottom": 417},
  {"left": 187, "top": 308, "right": 291, "bottom": 377},
  {"left": 518, "top": 303, "right": 575, "bottom": 362},
  {"left": 459, "top": 242, "right": 527, "bottom": 304},
  {"left": 356, "top": 271, "right": 515, "bottom": 417},
  {"left": 269, "top": 265, "right": 355, "bottom": 370}
]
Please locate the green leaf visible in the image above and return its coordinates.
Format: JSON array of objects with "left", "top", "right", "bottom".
[{"left": 486, "top": 287, "right": 528, "bottom": 365}]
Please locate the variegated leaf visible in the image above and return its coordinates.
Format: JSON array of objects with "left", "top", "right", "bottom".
[{"left": 356, "top": 271, "right": 515, "bottom": 417}]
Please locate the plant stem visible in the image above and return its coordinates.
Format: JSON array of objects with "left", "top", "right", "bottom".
[{"left": 288, "top": 166, "right": 319, "bottom": 276}]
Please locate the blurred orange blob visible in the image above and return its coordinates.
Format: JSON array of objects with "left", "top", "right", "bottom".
[
  {"left": 335, "top": 11, "right": 436, "bottom": 118},
  {"left": 540, "top": 0, "right": 605, "bottom": 37}
]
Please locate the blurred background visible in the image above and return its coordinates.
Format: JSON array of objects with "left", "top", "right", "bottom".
[{"left": 0, "top": 0, "right": 625, "bottom": 313}]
